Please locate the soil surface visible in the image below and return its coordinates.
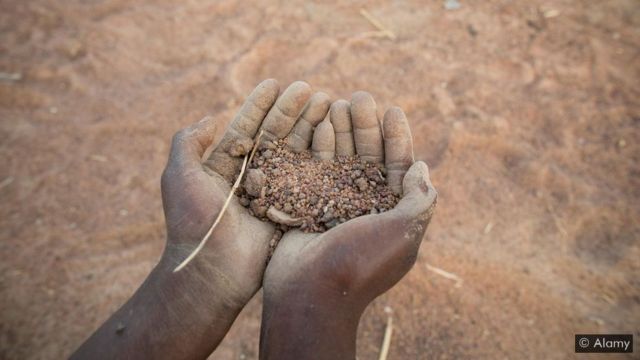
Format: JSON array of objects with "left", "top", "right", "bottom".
[
  {"left": 1, "top": 1, "right": 639, "bottom": 359},
  {"left": 240, "top": 139, "right": 399, "bottom": 233}
]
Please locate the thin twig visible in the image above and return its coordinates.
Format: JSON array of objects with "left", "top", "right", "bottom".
[
  {"left": 247, "top": 130, "right": 264, "bottom": 166},
  {"left": 173, "top": 131, "right": 263, "bottom": 273},
  {"left": 546, "top": 203, "right": 567, "bottom": 238},
  {"left": 360, "top": 9, "right": 396, "bottom": 40},
  {"left": 173, "top": 155, "right": 248, "bottom": 272},
  {"left": 357, "top": 31, "right": 390, "bottom": 39},
  {"left": 0, "top": 177, "right": 14, "bottom": 190},
  {"left": 378, "top": 316, "right": 393, "bottom": 360},
  {"left": 0, "top": 72, "right": 21, "bottom": 82},
  {"left": 426, "top": 263, "right": 463, "bottom": 287}
]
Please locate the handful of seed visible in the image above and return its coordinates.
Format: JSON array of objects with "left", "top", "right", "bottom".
[{"left": 238, "top": 139, "right": 400, "bottom": 233}]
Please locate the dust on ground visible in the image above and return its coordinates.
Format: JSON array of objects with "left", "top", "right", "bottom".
[{"left": 1, "top": 1, "right": 639, "bottom": 359}]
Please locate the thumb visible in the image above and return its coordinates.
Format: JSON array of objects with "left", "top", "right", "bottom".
[
  {"left": 393, "top": 161, "right": 437, "bottom": 220},
  {"left": 167, "top": 116, "right": 219, "bottom": 172},
  {"left": 319, "top": 161, "right": 436, "bottom": 299}
]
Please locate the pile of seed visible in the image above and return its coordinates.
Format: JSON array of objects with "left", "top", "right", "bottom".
[{"left": 238, "top": 139, "right": 400, "bottom": 235}]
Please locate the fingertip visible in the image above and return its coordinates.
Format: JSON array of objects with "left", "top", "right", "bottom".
[
  {"left": 260, "top": 80, "right": 313, "bottom": 140},
  {"left": 314, "top": 118, "right": 335, "bottom": 142},
  {"left": 351, "top": 91, "right": 383, "bottom": 163},
  {"left": 351, "top": 90, "right": 374, "bottom": 103},
  {"left": 390, "top": 160, "right": 437, "bottom": 219},
  {"left": 331, "top": 98, "right": 350, "bottom": 108},
  {"left": 291, "top": 80, "right": 310, "bottom": 88},
  {"left": 304, "top": 91, "right": 332, "bottom": 126},
  {"left": 350, "top": 91, "right": 377, "bottom": 121},
  {"left": 285, "top": 91, "right": 331, "bottom": 152},
  {"left": 286, "top": 81, "right": 313, "bottom": 107},
  {"left": 251, "top": 79, "right": 280, "bottom": 109},
  {"left": 382, "top": 106, "right": 414, "bottom": 194},
  {"left": 329, "top": 99, "right": 351, "bottom": 132},
  {"left": 402, "top": 161, "right": 433, "bottom": 195},
  {"left": 189, "top": 115, "right": 219, "bottom": 146},
  {"left": 261, "top": 78, "right": 279, "bottom": 87},
  {"left": 382, "top": 107, "right": 409, "bottom": 137},
  {"left": 258, "top": 78, "right": 279, "bottom": 91},
  {"left": 330, "top": 99, "right": 356, "bottom": 157},
  {"left": 168, "top": 116, "right": 220, "bottom": 173},
  {"left": 195, "top": 114, "right": 216, "bottom": 128},
  {"left": 313, "top": 91, "right": 331, "bottom": 104},
  {"left": 312, "top": 118, "right": 335, "bottom": 160}
]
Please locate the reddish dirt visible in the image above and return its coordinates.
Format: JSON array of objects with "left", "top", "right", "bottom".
[
  {"left": 1, "top": 1, "right": 638, "bottom": 359},
  {"left": 241, "top": 140, "right": 399, "bottom": 233}
]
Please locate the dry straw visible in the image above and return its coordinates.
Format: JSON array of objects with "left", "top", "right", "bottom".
[
  {"left": 360, "top": 9, "right": 396, "bottom": 40},
  {"left": 173, "top": 131, "right": 264, "bottom": 272},
  {"left": 378, "top": 316, "right": 393, "bottom": 360}
]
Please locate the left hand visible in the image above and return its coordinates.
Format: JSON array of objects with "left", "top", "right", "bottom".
[
  {"left": 160, "top": 79, "right": 330, "bottom": 307},
  {"left": 72, "top": 80, "right": 331, "bottom": 360}
]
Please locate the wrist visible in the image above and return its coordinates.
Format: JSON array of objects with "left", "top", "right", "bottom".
[
  {"left": 260, "top": 283, "right": 365, "bottom": 360},
  {"left": 159, "top": 239, "right": 259, "bottom": 310},
  {"left": 72, "top": 259, "right": 243, "bottom": 360},
  {"left": 154, "top": 250, "right": 249, "bottom": 315},
  {"left": 140, "top": 261, "right": 245, "bottom": 353}
]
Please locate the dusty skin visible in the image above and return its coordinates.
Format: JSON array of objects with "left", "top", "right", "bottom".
[
  {"left": 238, "top": 88, "right": 413, "bottom": 234},
  {"left": 1, "top": 1, "right": 639, "bottom": 359}
]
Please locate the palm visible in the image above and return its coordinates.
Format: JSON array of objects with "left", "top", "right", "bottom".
[
  {"left": 161, "top": 79, "right": 326, "bottom": 304},
  {"left": 263, "top": 91, "right": 437, "bottom": 305},
  {"left": 163, "top": 81, "right": 435, "bottom": 308}
]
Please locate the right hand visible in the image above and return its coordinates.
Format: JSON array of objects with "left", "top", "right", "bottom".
[{"left": 260, "top": 92, "right": 437, "bottom": 359}]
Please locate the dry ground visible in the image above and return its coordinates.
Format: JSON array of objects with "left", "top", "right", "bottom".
[{"left": 1, "top": 0, "right": 639, "bottom": 359}]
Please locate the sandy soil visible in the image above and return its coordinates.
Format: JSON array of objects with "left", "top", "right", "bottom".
[{"left": 1, "top": 0, "right": 638, "bottom": 359}]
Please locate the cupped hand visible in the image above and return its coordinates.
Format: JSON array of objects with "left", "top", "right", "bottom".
[
  {"left": 72, "top": 80, "right": 334, "bottom": 360},
  {"left": 160, "top": 79, "right": 331, "bottom": 307},
  {"left": 260, "top": 92, "right": 437, "bottom": 358}
]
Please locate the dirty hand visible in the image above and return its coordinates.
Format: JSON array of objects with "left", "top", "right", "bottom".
[
  {"left": 161, "top": 79, "right": 335, "bottom": 305},
  {"left": 260, "top": 92, "right": 437, "bottom": 360},
  {"left": 72, "top": 79, "right": 329, "bottom": 360}
]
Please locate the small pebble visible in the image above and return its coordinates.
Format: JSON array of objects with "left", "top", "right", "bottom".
[
  {"left": 239, "top": 197, "right": 250, "bottom": 207},
  {"left": 250, "top": 199, "right": 267, "bottom": 217},
  {"left": 326, "top": 219, "right": 339, "bottom": 229},
  {"left": 355, "top": 178, "right": 369, "bottom": 191}
]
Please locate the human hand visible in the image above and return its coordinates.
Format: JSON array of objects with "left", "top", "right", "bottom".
[
  {"left": 259, "top": 92, "right": 437, "bottom": 360},
  {"left": 161, "top": 79, "right": 333, "bottom": 305},
  {"left": 72, "top": 80, "right": 332, "bottom": 360}
]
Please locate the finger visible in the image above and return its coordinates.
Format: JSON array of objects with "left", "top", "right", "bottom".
[
  {"left": 286, "top": 92, "right": 331, "bottom": 152},
  {"left": 314, "top": 163, "right": 436, "bottom": 295},
  {"left": 394, "top": 161, "right": 437, "bottom": 220},
  {"left": 307, "top": 162, "right": 437, "bottom": 298},
  {"left": 260, "top": 81, "right": 312, "bottom": 142},
  {"left": 337, "top": 162, "right": 435, "bottom": 291},
  {"left": 205, "top": 79, "right": 280, "bottom": 182},
  {"left": 312, "top": 117, "right": 335, "bottom": 160},
  {"left": 167, "top": 116, "right": 219, "bottom": 172},
  {"left": 330, "top": 99, "right": 355, "bottom": 156},
  {"left": 383, "top": 107, "right": 414, "bottom": 195},
  {"left": 351, "top": 91, "right": 384, "bottom": 163},
  {"left": 217, "top": 78, "right": 280, "bottom": 155}
]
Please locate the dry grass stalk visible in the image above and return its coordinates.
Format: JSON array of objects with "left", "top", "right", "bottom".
[
  {"left": 360, "top": 9, "right": 396, "bottom": 40},
  {"left": 426, "top": 263, "right": 463, "bottom": 288},
  {"left": 378, "top": 316, "right": 393, "bottom": 360},
  {"left": 173, "top": 131, "right": 264, "bottom": 273}
]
